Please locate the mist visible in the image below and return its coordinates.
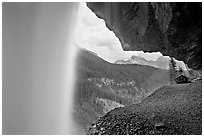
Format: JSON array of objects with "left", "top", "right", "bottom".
[{"left": 3, "top": 3, "right": 79, "bottom": 134}]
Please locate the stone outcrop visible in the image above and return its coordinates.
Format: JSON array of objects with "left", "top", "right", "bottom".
[
  {"left": 87, "top": 2, "right": 202, "bottom": 70},
  {"left": 174, "top": 74, "right": 190, "bottom": 84}
]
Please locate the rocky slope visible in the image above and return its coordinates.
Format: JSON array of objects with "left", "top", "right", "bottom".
[
  {"left": 88, "top": 81, "right": 202, "bottom": 135},
  {"left": 74, "top": 48, "right": 170, "bottom": 133},
  {"left": 87, "top": 2, "right": 202, "bottom": 70}
]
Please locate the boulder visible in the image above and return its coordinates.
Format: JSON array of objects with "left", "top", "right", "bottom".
[{"left": 174, "top": 75, "right": 190, "bottom": 84}]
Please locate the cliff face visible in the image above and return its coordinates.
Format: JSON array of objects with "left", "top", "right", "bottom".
[{"left": 87, "top": 2, "right": 202, "bottom": 70}]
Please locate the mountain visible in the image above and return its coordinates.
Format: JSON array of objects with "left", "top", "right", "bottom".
[
  {"left": 73, "top": 48, "right": 170, "bottom": 134},
  {"left": 115, "top": 55, "right": 170, "bottom": 70}
]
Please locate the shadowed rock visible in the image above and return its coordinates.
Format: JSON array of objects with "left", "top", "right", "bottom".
[
  {"left": 175, "top": 74, "right": 190, "bottom": 84},
  {"left": 87, "top": 2, "right": 202, "bottom": 70}
]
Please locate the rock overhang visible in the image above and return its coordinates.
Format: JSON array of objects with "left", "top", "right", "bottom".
[{"left": 87, "top": 2, "right": 202, "bottom": 70}]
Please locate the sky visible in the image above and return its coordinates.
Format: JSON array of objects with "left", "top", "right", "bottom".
[{"left": 74, "top": 2, "right": 163, "bottom": 63}]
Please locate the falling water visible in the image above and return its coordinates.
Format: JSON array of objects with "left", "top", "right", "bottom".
[{"left": 3, "top": 3, "right": 79, "bottom": 134}]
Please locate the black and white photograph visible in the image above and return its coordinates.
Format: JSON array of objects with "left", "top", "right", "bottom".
[{"left": 2, "top": 1, "right": 202, "bottom": 135}]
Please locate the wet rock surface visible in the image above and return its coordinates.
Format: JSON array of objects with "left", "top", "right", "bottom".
[
  {"left": 87, "top": 2, "right": 202, "bottom": 70},
  {"left": 88, "top": 82, "right": 202, "bottom": 135}
]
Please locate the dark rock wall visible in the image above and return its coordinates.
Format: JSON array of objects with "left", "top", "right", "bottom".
[
  {"left": 87, "top": 2, "right": 202, "bottom": 70},
  {"left": 165, "top": 3, "right": 202, "bottom": 70}
]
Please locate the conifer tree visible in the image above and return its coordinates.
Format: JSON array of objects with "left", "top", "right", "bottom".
[
  {"left": 178, "top": 66, "right": 183, "bottom": 75},
  {"left": 169, "top": 57, "right": 177, "bottom": 84}
]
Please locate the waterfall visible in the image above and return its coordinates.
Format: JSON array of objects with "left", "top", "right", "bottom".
[{"left": 3, "top": 3, "right": 79, "bottom": 134}]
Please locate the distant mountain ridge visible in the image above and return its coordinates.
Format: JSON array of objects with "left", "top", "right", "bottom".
[{"left": 115, "top": 55, "right": 170, "bottom": 70}]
